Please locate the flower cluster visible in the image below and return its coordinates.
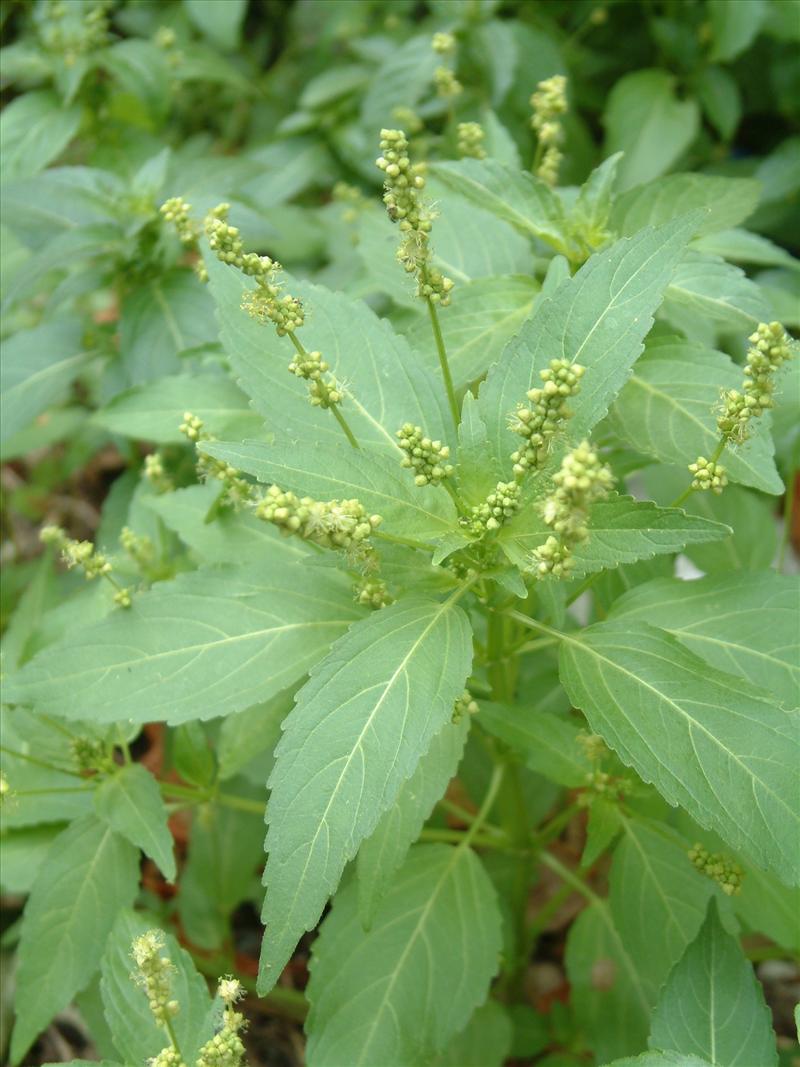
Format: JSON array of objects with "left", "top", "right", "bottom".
[
  {"left": 457, "top": 122, "right": 486, "bottom": 160},
  {"left": 688, "top": 843, "right": 744, "bottom": 896},
  {"left": 397, "top": 423, "right": 453, "bottom": 486},
  {"left": 577, "top": 731, "right": 608, "bottom": 764},
  {"left": 376, "top": 130, "right": 454, "bottom": 306},
  {"left": 70, "top": 737, "right": 113, "bottom": 774},
  {"left": 530, "top": 441, "right": 614, "bottom": 578},
  {"left": 717, "top": 321, "right": 792, "bottom": 444},
  {"left": 40, "top": 524, "right": 132, "bottom": 607},
  {"left": 150, "top": 1049, "right": 185, "bottom": 1067},
  {"left": 391, "top": 105, "right": 423, "bottom": 134},
  {"left": 196, "top": 978, "right": 247, "bottom": 1067},
  {"left": 0, "top": 773, "right": 10, "bottom": 807},
  {"left": 434, "top": 66, "right": 462, "bottom": 98},
  {"left": 288, "top": 349, "right": 343, "bottom": 409},
  {"left": 464, "top": 481, "right": 521, "bottom": 538},
  {"left": 510, "top": 359, "right": 585, "bottom": 476},
  {"left": 530, "top": 74, "right": 567, "bottom": 185},
  {"left": 453, "top": 690, "right": 479, "bottom": 723},
  {"left": 180, "top": 413, "right": 252, "bottom": 506},
  {"left": 255, "top": 485, "right": 382, "bottom": 551},
  {"left": 131, "top": 931, "right": 179, "bottom": 1025},
  {"left": 120, "top": 526, "right": 155, "bottom": 569},
  {"left": 39, "top": 0, "right": 110, "bottom": 62},
  {"left": 432, "top": 31, "right": 456, "bottom": 54},
  {"left": 355, "top": 577, "right": 391, "bottom": 609},
  {"left": 205, "top": 204, "right": 272, "bottom": 280},
  {"left": 144, "top": 452, "right": 174, "bottom": 494},
  {"left": 583, "top": 769, "right": 633, "bottom": 799},
  {"left": 688, "top": 456, "right": 728, "bottom": 494},
  {"left": 160, "top": 197, "right": 199, "bottom": 245}
]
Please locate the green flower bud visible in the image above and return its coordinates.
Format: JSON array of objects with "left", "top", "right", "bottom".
[
  {"left": 131, "top": 930, "right": 179, "bottom": 1026},
  {"left": 355, "top": 577, "right": 392, "bottom": 609},
  {"left": 718, "top": 321, "right": 792, "bottom": 444},
  {"left": 288, "top": 349, "right": 343, "bottom": 409},
  {"left": 396, "top": 423, "right": 453, "bottom": 486},
  {"left": 434, "top": 65, "right": 462, "bottom": 98},
  {"left": 510, "top": 359, "right": 585, "bottom": 475},
  {"left": 577, "top": 730, "right": 608, "bottom": 763},
  {"left": 531, "top": 74, "right": 568, "bottom": 185},
  {"left": 687, "top": 842, "right": 744, "bottom": 896},
  {"left": 150, "top": 1048, "right": 186, "bottom": 1067},
  {"left": 255, "top": 485, "right": 381, "bottom": 553},
  {"left": 453, "top": 690, "right": 479, "bottom": 723},
  {"left": 144, "top": 452, "right": 174, "bottom": 494},
  {"left": 688, "top": 456, "right": 728, "bottom": 494},
  {"left": 432, "top": 31, "right": 456, "bottom": 54},
  {"left": 464, "top": 481, "right": 521, "bottom": 538},
  {"left": 160, "top": 197, "right": 198, "bottom": 245},
  {"left": 457, "top": 122, "right": 486, "bottom": 160}
]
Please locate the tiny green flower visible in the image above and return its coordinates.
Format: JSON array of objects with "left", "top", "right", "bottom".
[
  {"left": 453, "top": 690, "right": 479, "bottom": 723},
  {"left": 718, "top": 321, "right": 793, "bottom": 444},
  {"left": 457, "top": 121, "right": 487, "bottom": 160},
  {"left": 688, "top": 456, "right": 728, "bottom": 494},
  {"left": 131, "top": 930, "right": 180, "bottom": 1026},
  {"left": 530, "top": 74, "right": 568, "bottom": 185},
  {"left": 288, "top": 349, "right": 343, "bottom": 409},
  {"left": 355, "top": 577, "right": 392, "bottom": 609},
  {"left": 160, "top": 197, "right": 198, "bottom": 245},
  {"left": 688, "top": 842, "right": 744, "bottom": 896},
  {"left": 255, "top": 486, "right": 382, "bottom": 552},
  {"left": 464, "top": 481, "right": 521, "bottom": 537},
  {"left": 397, "top": 423, "right": 453, "bottom": 486},
  {"left": 510, "top": 359, "right": 585, "bottom": 476},
  {"left": 432, "top": 31, "right": 456, "bottom": 54},
  {"left": 434, "top": 65, "right": 462, "bottom": 98}
]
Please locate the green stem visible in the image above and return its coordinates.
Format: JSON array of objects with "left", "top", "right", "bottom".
[
  {"left": 216, "top": 791, "right": 266, "bottom": 816},
  {"left": 565, "top": 571, "right": 601, "bottom": 607},
  {"left": 8, "top": 785, "right": 95, "bottom": 796},
  {"left": 778, "top": 467, "right": 797, "bottom": 571},
  {"left": 373, "top": 529, "right": 435, "bottom": 553},
  {"left": 426, "top": 297, "right": 460, "bottom": 432},
  {"left": 670, "top": 437, "right": 726, "bottom": 509},
  {"left": 506, "top": 611, "right": 565, "bottom": 643},
  {"left": 420, "top": 826, "right": 503, "bottom": 849},
  {"left": 539, "top": 850, "right": 598, "bottom": 906},
  {"left": 460, "top": 764, "right": 506, "bottom": 851},
  {"left": 532, "top": 801, "right": 580, "bottom": 849},
  {"left": 163, "top": 1016, "right": 183, "bottom": 1061},
  {"left": 287, "top": 332, "right": 360, "bottom": 449},
  {"left": 442, "top": 477, "right": 468, "bottom": 515}
]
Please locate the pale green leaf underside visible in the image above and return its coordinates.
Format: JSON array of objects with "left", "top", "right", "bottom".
[
  {"left": 203, "top": 439, "right": 464, "bottom": 546},
  {"left": 610, "top": 173, "right": 760, "bottom": 238},
  {"left": 7, "top": 560, "right": 362, "bottom": 725},
  {"left": 609, "top": 572, "right": 800, "bottom": 708},
  {"left": 431, "top": 1000, "right": 512, "bottom": 1067},
  {"left": 603, "top": 1053, "right": 712, "bottom": 1067},
  {"left": 500, "top": 494, "right": 729, "bottom": 575},
  {"left": 357, "top": 715, "right": 470, "bottom": 929},
  {"left": 259, "top": 597, "right": 473, "bottom": 994},
  {"left": 649, "top": 900, "right": 778, "bottom": 1066},
  {"left": 605, "top": 338, "right": 783, "bottom": 495},
  {"left": 94, "top": 764, "right": 176, "bottom": 881},
  {"left": 100, "top": 909, "right": 214, "bottom": 1064},
  {"left": 558, "top": 621, "right": 800, "bottom": 884},
  {"left": 477, "top": 702, "right": 590, "bottom": 788},
  {"left": 478, "top": 216, "right": 698, "bottom": 473},
  {"left": 665, "top": 251, "right": 771, "bottom": 330},
  {"left": 10, "top": 816, "right": 139, "bottom": 1065},
  {"left": 306, "top": 845, "right": 502, "bottom": 1067}
]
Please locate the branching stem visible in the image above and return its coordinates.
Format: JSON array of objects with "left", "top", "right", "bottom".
[{"left": 426, "top": 297, "right": 460, "bottom": 432}]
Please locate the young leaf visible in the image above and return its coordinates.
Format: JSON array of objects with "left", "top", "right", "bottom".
[
  {"left": 477, "top": 702, "right": 590, "bottom": 788},
  {"left": 259, "top": 596, "right": 473, "bottom": 993},
  {"left": 94, "top": 763, "right": 176, "bottom": 882},
  {"left": 609, "top": 573, "right": 800, "bottom": 708},
  {"left": 456, "top": 391, "right": 504, "bottom": 505},
  {"left": 604, "top": 70, "right": 700, "bottom": 191},
  {"left": 7, "top": 560, "right": 363, "bottom": 725},
  {"left": 478, "top": 215, "right": 698, "bottom": 472},
  {"left": 649, "top": 898, "right": 778, "bottom": 1065},
  {"left": 558, "top": 621, "right": 800, "bottom": 885},
  {"left": 500, "top": 494, "right": 729, "bottom": 575},
  {"left": 100, "top": 908, "right": 214, "bottom": 1064},
  {"left": 10, "top": 816, "right": 140, "bottom": 1065},
  {"left": 306, "top": 845, "right": 502, "bottom": 1066},
  {"left": 604, "top": 338, "right": 783, "bottom": 495},
  {"left": 610, "top": 174, "right": 759, "bottom": 238},
  {"left": 184, "top": 0, "right": 247, "bottom": 50},
  {"left": 708, "top": 0, "right": 767, "bottom": 61},
  {"left": 431, "top": 158, "right": 568, "bottom": 251},
  {"left": 357, "top": 715, "right": 470, "bottom": 928},
  {"left": 432, "top": 1000, "right": 512, "bottom": 1067}
]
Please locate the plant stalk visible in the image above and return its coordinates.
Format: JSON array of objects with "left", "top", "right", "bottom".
[{"left": 426, "top": 297, "right": 460, "bottom": 432}]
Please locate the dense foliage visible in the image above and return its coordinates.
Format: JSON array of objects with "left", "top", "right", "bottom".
[{"left": 1, "top": 1, "right": 798, "bottom": 1065}]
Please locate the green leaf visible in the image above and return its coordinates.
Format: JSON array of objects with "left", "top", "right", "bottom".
[
  {"left": 558, "top": 621, "right": 800, "bottom": 884},
  {"left": 404, "top": 275, "right": 538, "bottom": 391},
  {"left": 604, "top": 338, "right": 783, "bottom": 495},
  {"left": 609, "top": 818, "right": 718, "bottom": 1005},
  {"left": 172, "top": 721, "right": 216, "bottom": 787},
  {"left": 478, "top": 216, "right": 698, "bottom": 473},
  {"left": 94, "top": 764, "right": 176, "bottom": 882},
  {"left": 91, "top": 373, "right": 262, "bottom": 443},
  {"left": 610, "top": 174, "right": 759, "bottom": 238},
  {"left": 477, "top": 702, "right": 590, "bottom": 788},
  {"left": 455, "top": 390, "right": 504, "bottom": 505},
  {"left": 734, "top": 865, "right": 800, "bottom": 953},
  {"left": 708, "top": 0, "right": 767, "bottom": 60},
  {"left": 500, "top": 494, "right": 729, "bottom": 576},
  {"left": 10, "top": 816, "right": 140, "bottom": 1065},
  {"left": 184, "top": 0, "right": 246, "bottom": 50},
  {"left": 604, "top": 70, "right": 700, "bottom": 191},
  {"left": 564, "top": 896, "right": 651, "bottom": 1061},
  {"left": 692, "top": 228, "right": 800, "bottom": 271},
  {"left": 1, "top": 166, "right": 124, "bottom": 249},
  {"left": 609, "top": 573, "right": 800, "bottom": 708},
  {"left": 650, "top": 899, "right": 778, "bottom": 1065},
  {"left": 144, "top": 483, "right": 312, "bottom": 567},
  {"left": 0, "top": 825, "right": 63, "bottom": 894},
  {"left": 357, "top": 715, "right": 470, "bottom": 928},
  {"left": 120, "top": 270, "right": 217, "bottom": 385},
  {"left": 431, "top": 158, "right": 568, "bottom": 252},
  {"left": 602, "top": 1053, "right": 712, "bottom": 1067},
  {"left": 0, "top": 91, "right": 81, "bottom": 181},
  {"left": 582, "top": 798, "right": 623, "bottom": 867},
  {"left": 259, "top": 596, "right": 473, "bottom": 993},
  {"left": 202, "top": 439, "right": 463, "bottom": 546},
  {"left": 0, "top": 317, "right": 86, "bottom": 444},
  {"left": 217, "top": 688, "right": 294, "bottom": 783},
  {"left": 306, "top": 845, "right": 502, "bottom": 1066},
  {"left": 360, "top": 34, "right": 439, "bottom": 132},
  {"left": 206, "top": 257, "right": 449, "bottom": 452},
  {"left": 7, "top": 560, "right": 363, "bottom": 725},
  {"left": 432, "top": 1000, "right": 513, "bottom": 1067},
  {"left": 696, "top": 67, "right": 742, "bottom": 141},
  {"left": 100, "top": 40, "right": 169, "bottom": 120},
  {"left": 100, "top": 908, "right": 214, "bottom": 1064},
  {"left": 664, "top": 251, "right": 771, "bottom": 331},
  {"left": 571, "top": 152, "right": 623, "bottom": 245}
]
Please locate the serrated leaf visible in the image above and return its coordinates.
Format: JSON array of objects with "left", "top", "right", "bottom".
[
  {"left": 582, "top": 798, "right": 623, "bottom": 867},
  {"left": 664, "top": 251, "right": 771, "bottom": 331},
  {"left": 500, "top": 494, "right": 729, "bottom": 576},
  {"left": 431, "top": 159, "right": 568, "bottom": 252},
  {"left": 571, "top": 153, "right": 622, "bottom": 244},
  {"left": 100, "top": 908, "right": 214, "bottom": 1064},
  {"left": 609, "top": 573, "right": 799, "bottom": 708},
  {"left": 693, "top": 228, "right": 800, "bottom": 271},
  {"left": 94, "top": 764, "right": 176, "bottom": 881},
  {"left": 604, "top": 70, "right": 700, "bottom": 191},
  {"left": 602, "top": 1053, "right": 712, "bottom": 1067},
  {"left": 432, "top": 1000, "right": 512, "bottom": 1067},
  {"left": 564, "top": 896, "right": 651, "bottom": 1061},
  {"left": 609, "top": 818, "right": 718, "bottom": 1005},
  {"left": 306, "top": 845, "right": 502, "bottom": 1066},
  {"left": 558, "top": 621, "right": 800, "bottom": 884},
  {"left": 206, "top": 257, "right": 449, "bottom": 452},
  {"left": 611, "top": 174, "right": 759, "bottom": 238},
  {"left": 7, "top": 560, "right": 363, "bottom": 725},
  {"left": 0, "top": 90, "right": 81, "bottom": 181},
  {"left": 649, "top": 899, "right": 778, "bottom": 1065},
  {"left": 91, "top": 373, "right": 262, "bottom": 443},
  {"left": 202, "top": 439, "right": 464, "bottom": 546},
  {"left": 478, "top": 702, "right": 590, "bottom": 788},
  {"left": 604, "top": 338, "right": 783, "bottom": 495},
  {"left": 357, "top": 715, "right": 469, "bottom": 928},
  {"left": 478, "top": 216, "right": 698, "bottom": 473},
  {"left": 404, "top": 275, "right": 538, "bottom": 391},
  {"left": 10, "top": 816, "right": 139, "bottom": 1065},
  {"left": 259, "top": 596, "right": 473, "bottom": 993}
]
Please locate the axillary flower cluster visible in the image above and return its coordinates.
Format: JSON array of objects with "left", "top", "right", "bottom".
[
  {"left": 530, "top": 74, "right": 568, "bottom": 185},
  {"left": 688, "top": 843, "right": 744, "bottom": 896},
  {"left": 39, "top": 524, "right": 133, "bottom": 607},
  {"left": 254, "top": 486, "right": 381, "bottom": 552},
  {"left": 718, "top": 321, "right": 792, "bottom": 444}
]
